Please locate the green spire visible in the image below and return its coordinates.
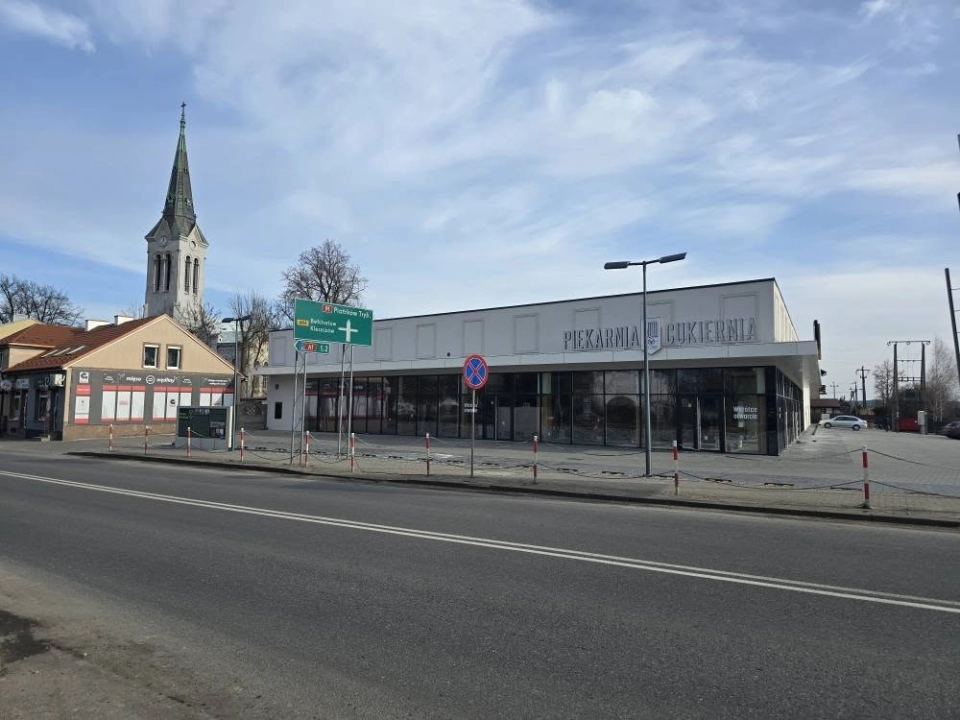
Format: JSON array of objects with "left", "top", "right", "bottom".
[{"left": 162, "top": 102, "right": 196, "bottom": 232}]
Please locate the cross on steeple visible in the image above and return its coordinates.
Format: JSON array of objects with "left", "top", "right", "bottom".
[{"left": 180, "top": 101, "right": 186, "bottom": 121}]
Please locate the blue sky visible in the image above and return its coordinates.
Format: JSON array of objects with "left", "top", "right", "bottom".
[{"left": 1, "top": 0, "right": 959, "bottom": 397}]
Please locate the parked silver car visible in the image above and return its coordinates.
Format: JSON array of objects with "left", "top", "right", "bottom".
[{"left": 821, "top": 415, "right": 868, "bottom": 430}]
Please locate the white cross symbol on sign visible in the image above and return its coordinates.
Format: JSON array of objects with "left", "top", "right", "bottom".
[{"left": 338, "top": 319, "right": 359, "bottom": 342}]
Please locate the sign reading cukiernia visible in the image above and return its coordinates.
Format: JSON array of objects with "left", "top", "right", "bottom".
[{"left": 294, "top": 299, "right": 373, "bottom": 347}]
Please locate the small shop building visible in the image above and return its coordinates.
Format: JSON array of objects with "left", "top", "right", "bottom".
[
  {"left": 0, "top": 314, "right": 236, "bottom": 440},
  {"left": 259, "top": 278, "right": 821, "bottom": 455}
]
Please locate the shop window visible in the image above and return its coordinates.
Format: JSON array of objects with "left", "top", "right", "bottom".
[
  {"left": 143, "top": 344, "right": 159, "bottom": 368},
  {"left": 35, "top": 389, "right": 50, "bottom": 421},
  {"left": 167, "top": 346, "right": 181, "bottom": 370},
  {"left": 604, "top": 370, "right": 639, "bottom": 395}
]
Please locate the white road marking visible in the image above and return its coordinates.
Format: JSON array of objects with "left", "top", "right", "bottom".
[{"left": 2, "top": 468, "right": 959, "bottom": 614}]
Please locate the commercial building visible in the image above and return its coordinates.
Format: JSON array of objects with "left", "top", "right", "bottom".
[
  {"left": 260, "top": 278, "right": 820, "bottom": 455},
  {"left": 0, "top": 314, "right": 235, "bottom": 440}
]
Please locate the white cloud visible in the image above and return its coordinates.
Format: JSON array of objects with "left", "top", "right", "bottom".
[
  {"left": 861, "top": 0, "right": 896, "bottom": 21},
  {"left": 0, "top": 0, "right": 94, "bottom": 51}
]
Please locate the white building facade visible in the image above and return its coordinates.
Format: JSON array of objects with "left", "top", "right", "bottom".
[{"left": 259, "top": 278, "right": 820, "bottom": 455}]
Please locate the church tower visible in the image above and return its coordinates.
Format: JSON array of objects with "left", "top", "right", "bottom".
[{"left": 144, "top": 104, "right": 209, "bottom": 323}]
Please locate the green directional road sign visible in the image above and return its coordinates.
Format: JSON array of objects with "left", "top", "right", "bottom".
[
  {"left": 294, "top": 299, "right": 373, "bottom": 347},
  {"left": 294, "top": 339, "right": 330, "bottom": 354}
]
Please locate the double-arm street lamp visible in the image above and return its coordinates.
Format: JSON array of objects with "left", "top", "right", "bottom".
[
  {"left": 222, "top": 314, "right": 251, "bottom": 449},
  {"left": 604, "top": 252, "right": 687, "bottom": 476}
]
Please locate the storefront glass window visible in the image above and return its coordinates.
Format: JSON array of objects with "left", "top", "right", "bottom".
[
  {"left": 572, "top": 393, "right": 604, "bottom": 445},
  {"left": 605, "top": 370, "right": 639, "bottom": 395},
  {"left": 438, "top": 374, "right": 460, "bottom": 438},
  {"left": 541, "top": 372, "right": 571, "bottom": 443},
  {"left": 648, "top": 369, "right": 676, "bottom": 395},
  {"left": 605, "top": 393, "right": 640, "bottom": 446},
  {"left": 725, "top": 395, "right": 766, "bottom": 453},
  {"left": 382, "top": 378, "right": 397, "bottom": 434},
  {"left": 397, "top": 376, "right": 417, "bottom": 435},
  {"left": 649, "top": 396, "right": 676, "bottom": 448},
  {"left": 514, "top": 395, "right": 538, "bottom": 441},
  {"left": 417, "top": 375, "right": 438, "bottom": 437}
]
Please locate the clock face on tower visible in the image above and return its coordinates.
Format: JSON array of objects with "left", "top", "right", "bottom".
[{"left": 158, "top": 236, "right": 169, "bottom": 247}]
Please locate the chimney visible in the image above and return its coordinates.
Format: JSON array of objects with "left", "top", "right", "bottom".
[
  {"left": 85, "top": 319, "right": 109, "bottom": 331},
  {"left": 114, "top": 314, "right": 134, "bottom": 325}
]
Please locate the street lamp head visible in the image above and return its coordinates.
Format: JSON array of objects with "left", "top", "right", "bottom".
[
  {"left": 604, "top": 261, "right": 630, "bottom": 270},
  {"left": 222, "top": 317, "right": 235, "bottom": 324},
  {"left": 658, "top": 252, "right": 687, "bottom": 264}
]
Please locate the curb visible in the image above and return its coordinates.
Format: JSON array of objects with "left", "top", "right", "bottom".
[{"left": 66, "top": 451, "right": 960, "bottom": 530}]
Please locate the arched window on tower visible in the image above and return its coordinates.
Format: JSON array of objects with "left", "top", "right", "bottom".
[
  {"left": 163, "top": 253, "right": 171, "bottom": 292},
  {"left": 193, "top": 259, "right": 200, "bottom": 295},
  {"left": 153, "top": 254, "right": 161, "bottom": 292},
  {"left": 184, "top": 256, "right": 191, "bottom": 293}
]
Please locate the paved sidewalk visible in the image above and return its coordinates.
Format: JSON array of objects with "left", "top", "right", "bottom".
[{"left": 3, "top": 427, "right": 959, "bottom": 528}]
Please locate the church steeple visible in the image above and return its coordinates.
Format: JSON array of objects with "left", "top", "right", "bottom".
[
  {"left": 144, "top": 104, "right": 209, "bottom": 324},
  {"left": 162, "top": 102, "right": 197, "bottom": 236}
]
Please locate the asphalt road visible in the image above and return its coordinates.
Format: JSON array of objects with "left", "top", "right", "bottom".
[{"left": 1, "top": 449, "right": 958, "bottom": 719}]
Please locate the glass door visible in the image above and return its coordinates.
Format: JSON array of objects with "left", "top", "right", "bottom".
[
  {"left": 679, "top": 395, "right": 724, "bottom": 451},
  {"left": 699, "top": 396, "right": 723, "bottom": 451}
]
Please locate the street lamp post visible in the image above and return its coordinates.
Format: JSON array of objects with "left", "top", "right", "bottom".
[
  {"left": 604, "top": 252, "right": 687, "bottom": 476},
  {"left": 222, "top": 314, "right": 251, "bottom": 450}
]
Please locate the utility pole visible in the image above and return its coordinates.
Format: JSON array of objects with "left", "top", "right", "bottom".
[
  {"left": 856, "top": 366, "right": 869, "bottom": 411},
  {"left": 829, "top": 382, "right": 839, "bottom": 399},
  {"left": 947, "top": 268, "right": 960, "bottom": 392}
]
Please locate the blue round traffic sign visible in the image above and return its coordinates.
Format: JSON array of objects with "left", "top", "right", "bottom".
[{"left": 462, "top": 354, "right": 489, "bottom": 390}]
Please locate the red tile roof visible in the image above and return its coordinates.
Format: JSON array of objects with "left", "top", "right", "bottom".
[
  {"left": 0, "top": 323, "right": 80, "bottom": 349},
  {"left": 5, "top": 316, "right": 158, "bottom": 373}
]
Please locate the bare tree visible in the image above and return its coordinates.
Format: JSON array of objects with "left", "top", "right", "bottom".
[
  {"left": 227, "top": 291, "right": 273, "bottom": 397},
  {"left": 181, "top": 302, "right": 221, "bottom": 347},
  {"left": 119, "top": 302, "right": 146, "bottom": 319},
  {"left": 0, "top": 273, "right": 84, "bottom": 325},
  {"left": 926, "top": 337, "right": 959, "bottom": 421},
  {"left": 873, "top": 359, "right": 894, "bottom": 411},
  {"left": 278, "top": 239, "right": 366, "bottom": 321}
]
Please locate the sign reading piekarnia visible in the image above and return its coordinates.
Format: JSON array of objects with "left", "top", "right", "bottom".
[{"left": 294, "top": 299, "right": 374, "bottom": 347}]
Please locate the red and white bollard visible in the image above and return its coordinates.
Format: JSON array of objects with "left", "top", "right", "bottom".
[
  {"left": 672, "top": 440, "right": 679, "bottom": 495},
  {"left": 862, "top": 445, "right": 871, "bottom": 509},
  {"left": 109, "top": 423, "right": 114, "bottom": 452},
  {"left": 533, "top": 434, "right": 539, "bottom": 483},
  {"left": 187, "top": 426, "right": 192, "bottom": 459},
  {"left": 350, "top": 432, "right": 356, "bottom": 473},
  {"left": 425, "top": 433, "right": 431, "bottom": 476},
  {"left": 144, "top": 426, "right": 150, "bottom": 454},
  {"left": 240, "top": 427, "right": 246, "bottom": 463}
]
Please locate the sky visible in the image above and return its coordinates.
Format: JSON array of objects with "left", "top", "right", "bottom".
[{"left": 1, "top": 0, "right": 959, "bottom": 400}]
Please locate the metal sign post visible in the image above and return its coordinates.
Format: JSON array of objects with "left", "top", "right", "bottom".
[
  {"left": 462, "top": 354, "right": 489, "bottom": 479},
  {"left": 289, "top": 349, "right": 301, "bottom": 464},
  {"left": 346, "top": 345, "right": 355, "bottom": 455},
  {"left": 338, "top": 345, "right": 346, "bottom": 456}
]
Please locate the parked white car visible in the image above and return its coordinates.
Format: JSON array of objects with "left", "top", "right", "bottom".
[{"left": 820, "top": 415, "right": 868, "bottom": 431}]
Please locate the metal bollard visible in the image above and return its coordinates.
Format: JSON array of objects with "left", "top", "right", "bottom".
[
  {"left": 109, "top": 423, "right": 114, "bottom": 452},
  {"left": 862, "top": 445, "right": 871, "bottom": 509},
  {"left": 350, "top": 432, "right": 356, "bottom": 473},
  {"left": 533, "top": 434, "right": 538, "bottom": 483},
  {"left": 240, "top": 427, "right": 246, "bottom": 463},
  {"left": 425, "top": 433, "right": 431, "bottom": 476},
  {"left": 144, "top": 426, "right": 150, "bottom": 455},
  {"left": 304, "top": 430, "right": 311, "bottom": 466},
  {"left": 672, "top": 440, "right": 679, "bottom": 495},
  {"left": 187, "top": 427, "right": 192, "bottom": 459}
]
